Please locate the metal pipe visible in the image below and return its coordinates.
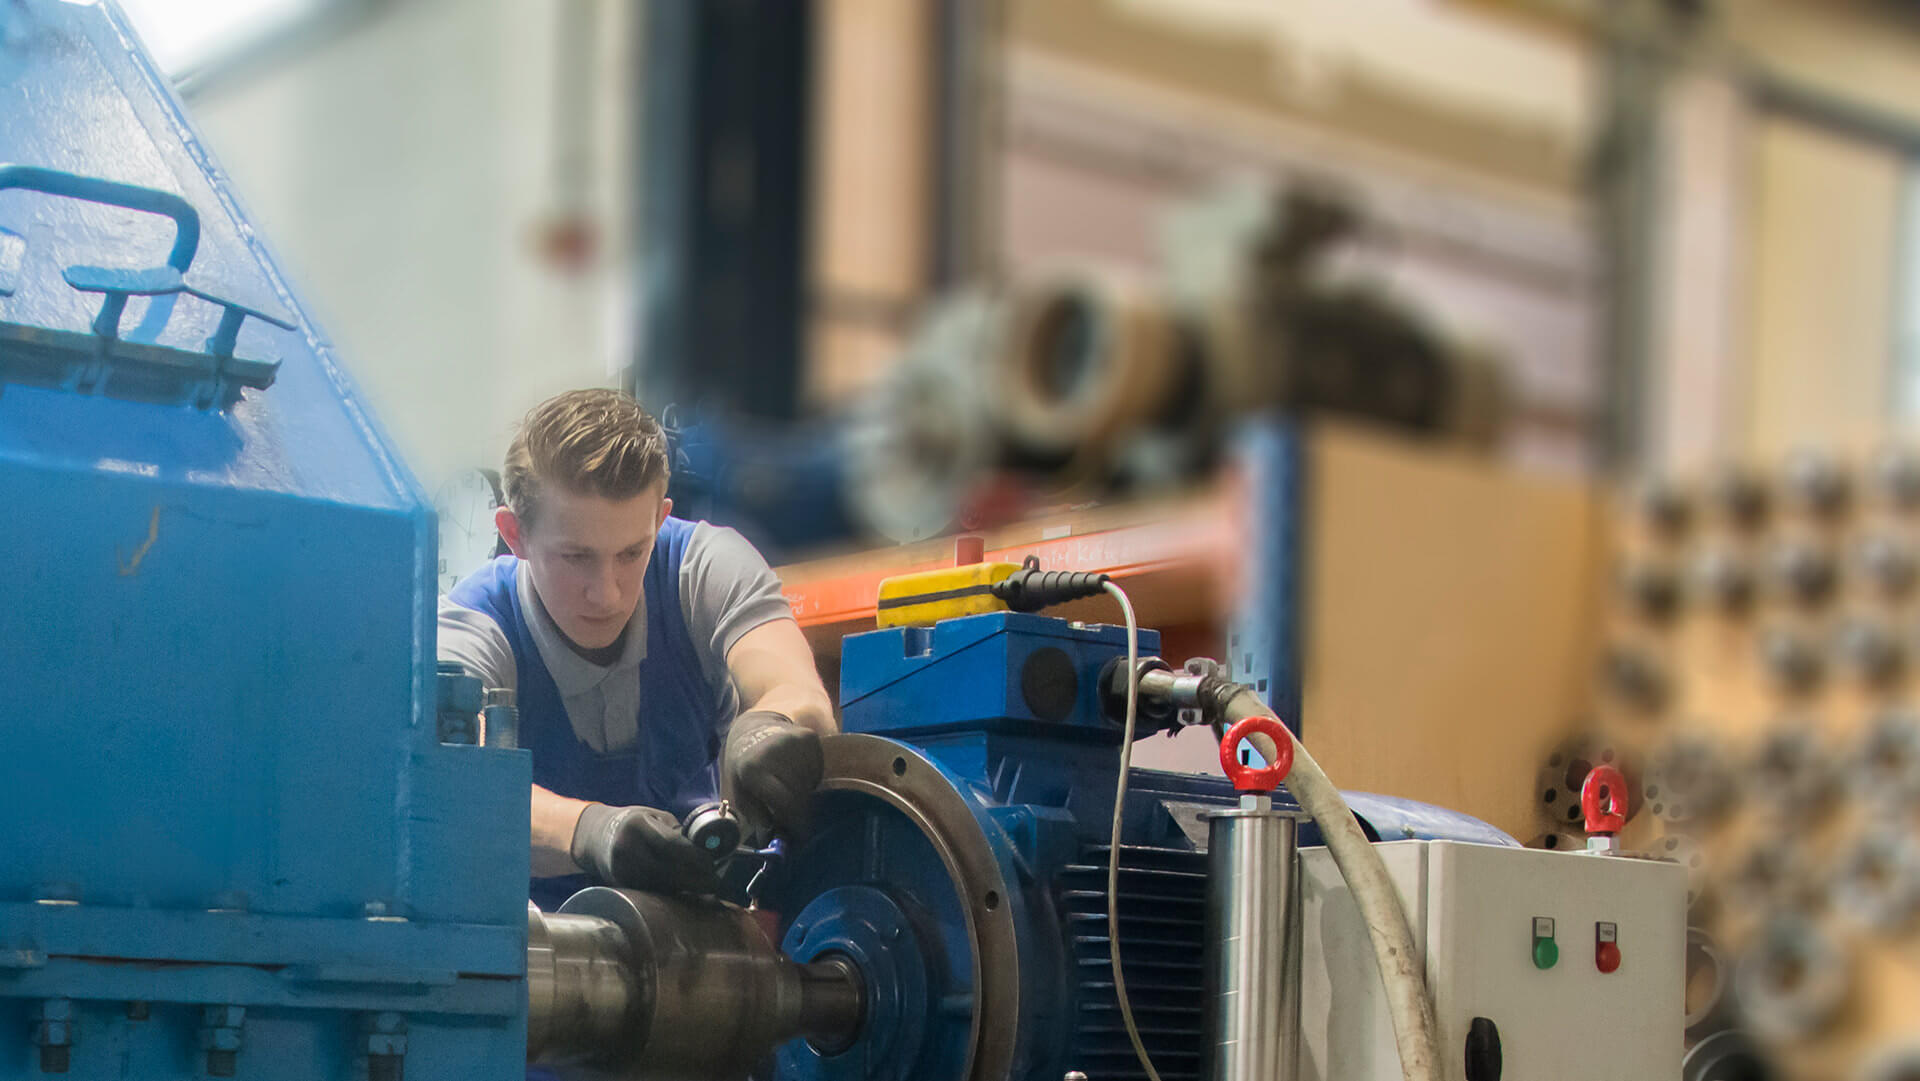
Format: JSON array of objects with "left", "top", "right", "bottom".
[
  {"left": 1205, "top": 794, "right": 1303, "bottom": 1081},
  {"left": 526, "top": 890, "right": 867, "bottom": 1079}
]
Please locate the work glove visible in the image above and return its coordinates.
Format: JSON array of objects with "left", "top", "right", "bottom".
[
  {"left": 721, "top": 709, "right": 824, "bottom": 842},
  {"left": 569, "top": 802, "right": 720, "bottom": 896}
]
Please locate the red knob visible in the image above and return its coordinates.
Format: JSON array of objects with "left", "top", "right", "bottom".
[
  {"left": 1596, "top": 941, "right": 1622, "bottom": 974},
  {"left": 1582, "top": 764, "right": 1629, "bottom": 835},
  {"left": 1219, "top": 715, "right": 1296, "bottom": 792}
]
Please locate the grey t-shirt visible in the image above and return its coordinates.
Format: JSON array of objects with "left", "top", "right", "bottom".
[{"left": 436, "top": 521, "right": 794, "bottom": 753}]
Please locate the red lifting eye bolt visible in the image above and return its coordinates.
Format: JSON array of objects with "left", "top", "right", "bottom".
[
  {"left": 1219, "top": 715, "right": 1296, "bottom": 794},
  {"left": 1582, "top": 764, "right": 1629, "bottom": 854}
]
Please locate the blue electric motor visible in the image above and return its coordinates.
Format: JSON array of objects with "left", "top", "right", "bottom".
[
  {"left": 758, "top": 612, "right": 1509, "bottom": 1081},
  {"left": 0, "top": 3, "right": 530, "bottom": 1080}
]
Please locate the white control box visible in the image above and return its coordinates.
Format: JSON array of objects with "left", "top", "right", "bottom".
[{"left": 1297, "top": 841, "right": 1685, "bottom": 1081}]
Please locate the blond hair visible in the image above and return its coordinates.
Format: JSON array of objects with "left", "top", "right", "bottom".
[{"left": 503, "top": 389, "right": 669, "bottom": 528}]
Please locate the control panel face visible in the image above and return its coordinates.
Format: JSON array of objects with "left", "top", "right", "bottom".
[{"left": 1298, "top": 841, "right": 1686, "bottom": 1081}]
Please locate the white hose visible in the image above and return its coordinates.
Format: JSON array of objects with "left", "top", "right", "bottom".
[
  {"left": 1228, "top": 689, "right": 1439, "bottom": 1081},
  {"left": 1102, "top": 581, "right": 1166, "bottom": 1081}
]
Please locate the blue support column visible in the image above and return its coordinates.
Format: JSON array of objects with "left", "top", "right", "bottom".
[{"left": 1228, "top": 416, "right": 1307, "bottom": 738}]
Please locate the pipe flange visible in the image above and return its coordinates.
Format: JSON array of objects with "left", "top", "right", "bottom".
[
  {"left": 1636, "top": 476, "right": 1694, "bottom": 541},
  {"left": 1746, "top": 723, "right": 1838, "bottom": 823},
  {"left": 1537, "top": 736, "right": 1641, "bottom": 832},
  {"left": 1757, "top": 623, "right": 1825, "bottom": 696},
  {"left": 1710, "top": 465, "right": 1771, "bottom": 534},
  {"left": 1692, "top": 546, "right": 1758, "bottom": 617},
  {"left": 1853, "top": 708, "right": 1920, "bottom": 810},
  {"left": 1682, "top": 1030, "right": 1776, "bottom": 1081},
  {"left": 1835, "top": 616, "right": 1906, "bottom": 689},
  {"left": 1781, "top": 448, "right": 1852, "bottom": 523},
  {"left": 1735, "top": 915, "right": 1851, "bottom": 1042},
  {"left": 1654, "top": 834, "right": 1712, "bottom": 913},
  {"left": 770, "top": 735, "right": 1027, "bottom": 1081},
  {"left": 1830, "top": 826, "right": 1920, "bottom": 934},
  {"left": 1600, "top": 642, "right": 1674, "bottom": 714},
  {"left": 1722, "top": 840, "right": 1818, "bottom": 917},
  {"left": 1620, "top": 557, "right": 1684, "bottom": 625},
  {"left": 842, "top": 293, "right": 1000, "bottom": 544},
  {"left": 1766, "top": 539, "right": 1839, "bottom": 611},
  {"left": 991, "top": 272, "right": 1178, "bottom": 475},
  {"left": 781, "top": 886, "right": 928, "bottom": 1074},
  {"left": 1644, "top": 734, "right": 1736, "bottom": 826},
  {"left": 1872, "top": 446, "right": 1920, "bottom": 514},
  {"left": 1856, "top": 532, "right": 1918, "bottom": 601},
  {"left": 1684, "top": 927, "right": 1731, "bottom": 1041}
]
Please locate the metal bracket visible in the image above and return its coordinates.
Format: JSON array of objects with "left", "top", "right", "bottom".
[{"left": 0, "top": 164, "right": 294, "bottom": 408}]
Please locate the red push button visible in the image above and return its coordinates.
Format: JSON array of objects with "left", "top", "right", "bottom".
[{"left": 1596, "top": 922, "right": 1621, "bottom": 973}]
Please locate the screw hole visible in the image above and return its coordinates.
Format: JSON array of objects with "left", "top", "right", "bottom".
[
  {"left": 984, "top": 890, "right": 1000, "bottom": 911},
  {"left": 892, "top": 757, "right": 907, "bottom": 777},
  {"left": 1544, "top": 789, "right": 1558, "bottom": 804}
]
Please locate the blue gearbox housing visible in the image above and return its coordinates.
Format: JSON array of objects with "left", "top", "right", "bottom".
[
  {"left": 760, "top": 612, "right": 1508, "bottom": 1081},
  {"left": 0, "top": 4, "right": 530, "bottom": 1080}
]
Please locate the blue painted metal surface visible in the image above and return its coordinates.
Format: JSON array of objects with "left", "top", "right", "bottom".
[
  {"left": 773, "top": 611, "right": 1509, "bottom": 1081},
  {"left": 840, "top": 612, "right": 1160, "bottom": 740},
  {"left": 1226, "top": 416, "right": 1306, "bottom": 736},
  {"left": 0, "top": 4, "right": 530, "bottom": 1080}
]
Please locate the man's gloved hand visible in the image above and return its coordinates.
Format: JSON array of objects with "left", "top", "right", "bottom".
[
  {"left": 569, "top": 803, "right": 720, "bottom": 896},
  {"left": 721, "top": 709, "right": 824, "bottom": 842}
]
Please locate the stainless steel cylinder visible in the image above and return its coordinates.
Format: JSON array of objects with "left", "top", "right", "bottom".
[
  {"left": 526, "top": 889, "right": 865, "bottom": 1079},
  {"left": 1204, "top": 794, "right": 1303, "bottom": 1081},
  {"left": 525, "top": 901, "right": 642, "bottom": 1065}
]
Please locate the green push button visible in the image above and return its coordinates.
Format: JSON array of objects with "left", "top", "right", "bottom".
[{"left": 1531, "top": 916, "right": 1558, "bottom": 970}]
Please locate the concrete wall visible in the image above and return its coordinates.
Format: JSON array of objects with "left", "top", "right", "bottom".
[{"left": 183, "top": 0, "right": 636, "bottom": 495}]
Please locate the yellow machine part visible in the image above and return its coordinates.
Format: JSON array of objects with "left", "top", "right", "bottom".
[{"left": 875, "top": 561, "right": 1023, "bottom": 628}]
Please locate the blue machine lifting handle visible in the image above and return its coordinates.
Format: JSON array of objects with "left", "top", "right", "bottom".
[{"left": 0, "top": 163, "right": 202, "bottom": 278}]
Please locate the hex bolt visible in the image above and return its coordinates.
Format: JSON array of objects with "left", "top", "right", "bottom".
[
  {"left": 1769, "top": 539, "right": 1837, "bottom": 609},
  {"left": 33, "top": 998, "right": 72, "bottom": 1075},
  {"left": 1636, "top": 477, "right": 1693, "bottom": 540},
  {"left": 1874, "top": 446, "right": 1920, "bottom": 512},
  {"left": 1691, "top": 547, "right": 1754, "bottom": 615},
  {"left": 1620, "top": 559, "right": 1682, "bottom": 624},
  {"left": 363, "top": 1012, "right": 408, "bottom": 1081},
  {"left": 1711, "top": 465, "right": 1770, "bottom": 531},
  {"left": 1783, "top": 449, "right": 1851, "bottom": 521},
  {"left": 1858, "top": 532, "right": 1917, "bottom": 599},
  {"left": 199, "top": 1005, "right": 244, "bottom": 1078}
]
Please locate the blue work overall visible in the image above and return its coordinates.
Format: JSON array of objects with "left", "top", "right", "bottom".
[{"left": 447, "top": 518, "right": 729, "bottom": 912}]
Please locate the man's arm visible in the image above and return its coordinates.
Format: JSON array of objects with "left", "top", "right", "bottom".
[
  {"left": 441, "top": 600, "right": 584, "bottom": 873},
  {"left": 726, "top": 617, "right": 835, "bottom": 737},
  {"left": 530, "top": 786, "right": 590, "bottom": 877}
]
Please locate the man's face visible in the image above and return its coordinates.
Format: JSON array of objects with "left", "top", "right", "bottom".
[{"left": 496, "top": 481, "right": 671, "bottom": 650}]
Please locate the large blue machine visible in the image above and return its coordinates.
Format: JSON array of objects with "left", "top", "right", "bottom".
[{"left": 0, "top": 3, "right": 530, "bottom": 1079}]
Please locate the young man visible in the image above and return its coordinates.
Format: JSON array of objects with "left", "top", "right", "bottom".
[{"left": 439, "top": 389, "right": 835, "bottom": 910}]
